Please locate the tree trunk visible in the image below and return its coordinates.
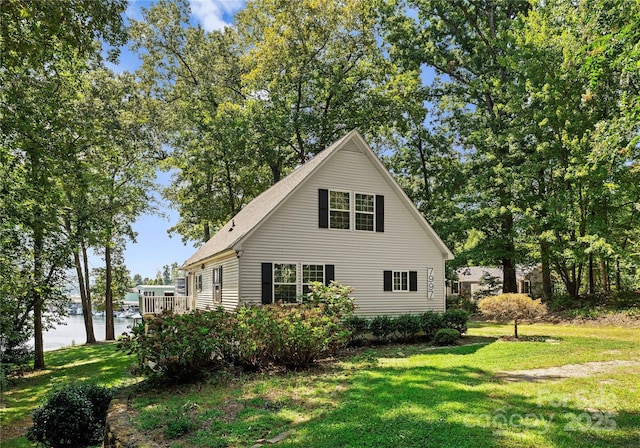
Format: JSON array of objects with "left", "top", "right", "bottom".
[
  {"left": 33, "top": 228, "right": 45, "bottom": 370},
  {"left": 514, "top": 319, "right": 518, "bottom": 339},
  {"left": 615, "top": 258, "right": 621, "bottom": 291},
  {"left": 600, "top": 258, "right": 609, "bottom": 292},
  {"left": 588, "top": 253, "right": 595, "bottom": 295},
  {"left": 501, "top": 212, "right": 518, "bottom": 293},
  {"left": 104, "top": 242, "right": 115, "bottom": 341},
  {"left": 74, "top": 247, "right": 96, "bottom": 344},
  {"left": 540, "top": 241, "right": 552, "bottom": 300},
  {"left": 203, "top": 222, "right": 211, "bottom": 242},
  {"left": 81, "top": 242, "right": 95, "bottom": 342}
]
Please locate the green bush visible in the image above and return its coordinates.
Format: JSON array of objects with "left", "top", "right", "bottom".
[
  {"left": 369, "top": 315, "right": 396, "bottom": 342},
  {"left": 237, "top": 305, "right": 351, "bottom": 368},
  {"left": 432, "top": 329, "right": 460, "bottom": 346},
  {"left": 304, "top": 281, "right": 356, "bottom": 318},
  {"left": 419, "top": 311, "right": 444, "bottom": 339},
  {"left": 441, "top": 309, "right": 469, "bottom": 334},
  {"left": 119, "top": 308, "right": 232, "bottom": 382},
  {"left": 27, "top": 383, "right": 113, "bottom": 448},
  {"left": 394, "top": 314, "right": 421, "bottom": 341},
  {"left": 343, "top": 315, "right": 370, "bottom": 343},
  {"left": 121, "top": 283, "right": 356, "bottom": 379}
]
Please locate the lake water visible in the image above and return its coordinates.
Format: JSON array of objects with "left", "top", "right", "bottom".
[{"left": 35, "top": 315, "right": 135, "bottom": 352}]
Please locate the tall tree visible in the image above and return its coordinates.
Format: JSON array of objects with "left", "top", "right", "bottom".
[
  {"left": 1, "top": 0, "right": 127, "bottom": 368},
  {"left": 381, "top": 0, "right": 532, "bottom": 292}
]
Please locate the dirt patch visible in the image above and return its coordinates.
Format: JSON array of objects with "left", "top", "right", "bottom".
[{"left": 496, "top": 360, "right": 640, "bottom": 382}]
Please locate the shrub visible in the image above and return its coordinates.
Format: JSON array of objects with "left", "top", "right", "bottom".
[
  {"left": 441, "top": 309, "right": 469, "bottom": 334},
  {"left": 27, "top": 383, "right": 113, "bottom": 448},
  {"left": 478, "top": 293, "right": 547, "bottom": 338},
  {"left": 260, "top": 305, "right": 351, "bottom": 367},
  {"left": 304, "top": 281, "right": 356, "bottom": 318},
  {"left": 369, "top": 315, "right": 396, "bottom": 342},
  {"left": 394, "top": 314, "right": 421, "bottom": 342},
  {"left": 432, "top": 329, "right": 460, "bottom": 346},
  {"left": 343, "top": 315, "right": 370, "bottom": 344},
  {"left": 420, "top": 311, "right": 444, "bottom": 339},
  {"left": 119, "top": 308, "right": 232, "bottom": 382}
]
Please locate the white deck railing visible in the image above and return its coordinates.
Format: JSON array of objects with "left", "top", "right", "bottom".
[{"left": 141, "top": 295, "right": 191, "bottom": 315}]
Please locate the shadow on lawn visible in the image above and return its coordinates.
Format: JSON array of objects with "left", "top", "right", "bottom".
[{"left": 277, "top": 357, "right": 640, "bottom": 448}]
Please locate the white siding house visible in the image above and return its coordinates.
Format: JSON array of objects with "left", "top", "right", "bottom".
[{"left": 182, "top": 130, "right": 454, "bottom": 316}]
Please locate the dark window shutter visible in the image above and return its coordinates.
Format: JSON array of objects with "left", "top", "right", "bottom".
[
  {"left": 319, "top": 189, "right": 329, "bottom": 228},
  {"left": 384, "top": 270, "right": 392, "bottom": 291},
  {"left": 261, "top": 263, "right": 273, "bottom": 304},
  {"left": 376, "top": 195, "right": 384, "bottom": 232},
  {"left": 409, "top": 271, "right": 418, "bottom": 291},
  {"left": 325, "top": 264, "right": 335, "bottom": 286},
  {"left": 219, "top": 266, "right": 223, "bottom": 288}
]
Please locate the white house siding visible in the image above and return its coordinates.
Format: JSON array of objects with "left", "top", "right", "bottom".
[
  {"left": 193, "top": 254, "right": 240, "bottom": 312},
  {"left": 238, "top": 141, "right": 447, "bottom": 315}
]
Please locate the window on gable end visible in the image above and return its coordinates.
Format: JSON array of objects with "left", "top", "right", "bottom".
[
  {"left": 355, "top": 193, "right": 374, "bottom": 231},
  {"left": 329, "top": 190, "right": 350, "bottom": 229}
]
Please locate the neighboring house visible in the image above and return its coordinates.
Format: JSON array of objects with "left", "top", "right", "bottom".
[
  {"left": 135, "top": 284, "right": 176, "bottom": 297},
  {"left": 447, "top": 266, "right": 539, "bottom": 299},
  {"left": 180, "top": 130, "right": 454, "bottom": 316}
]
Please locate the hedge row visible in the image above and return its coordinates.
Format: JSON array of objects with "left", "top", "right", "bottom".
[
  {"left": 119, "top": 282, "right": 357, "bottom": 383},
  {"left": 344, "top": 309, "right": 469, "bottom": 344}
]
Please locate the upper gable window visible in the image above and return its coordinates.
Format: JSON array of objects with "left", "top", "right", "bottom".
[
  {"left": 355, "top": 193, "right": 374, "bottom": 231},
  {"left": 329, "top": 190, "right": 350, "bottom": 229},
  {"left": 319, "top": 189, "right": 383, "bottom": 232}
]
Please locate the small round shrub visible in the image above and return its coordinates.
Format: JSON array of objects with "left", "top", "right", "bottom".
[
  {"left": 394, "top": 314, "right": 421, "bottom": 341},
  {"left": 27, "top": 383, "right": 114, "bottom": 448},
  {"left": 441, "top": 309, "right": 469, "bottom": 334},
  {"left": 432, "top": 329, "right": 460, "bottom": 346}
]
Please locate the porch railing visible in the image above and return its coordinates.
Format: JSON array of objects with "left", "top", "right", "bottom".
[{"left": 141, "top": 295, "right": 191, "bottom": 315}]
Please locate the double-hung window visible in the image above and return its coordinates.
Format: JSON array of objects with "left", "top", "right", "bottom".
[
  {"left": 329, "top": 190, "right": 350, "bottom": 229},
  {"left": 355, "top": 193, "right": 374, "bottom": 231},
  {"left": 196, "top": 274, "right": 203, "bottom": 292},
  {"left": 274, "top": 263, "right": 297, "bottom": 303},
  {"left": 393, "top": 271, "right": 409, "bottom": 291},
  {"left": 302, "top": 264, "right": 324, "bottom": 294},
  {"left": 213, "top": 266, "right": 222, "bottom": 303}
]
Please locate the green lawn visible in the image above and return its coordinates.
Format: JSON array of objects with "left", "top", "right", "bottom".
[
  {"left": 3, "top": 324, "right": 640, "bottom": 448},
  {"left": 0, "top": 342, "right": 137, "bottom": 448},
  {"left": 127, "top": 323, "right": 640, "bottom": 448}
]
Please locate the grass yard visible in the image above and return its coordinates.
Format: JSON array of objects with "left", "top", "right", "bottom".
[
  {"left": 130, "top": 323, "right": 640, "bottom": 448},
  {"left": 0, "top": 342, "right": 137, "bottom": 448}
]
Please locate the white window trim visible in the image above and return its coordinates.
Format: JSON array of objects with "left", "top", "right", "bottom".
[
  {"left": 213, "top": 266, "right": 222, "bottom": 303},
  {"left": 451, "top": 280, "right": 460, "bottom": 295},
  {"left": 328, "top": 189, "right": 351, "bottom": 230},
  {"left": 196, "top": 274, "right": 203, "bottom": 292},
  {"left": 328, "top": 190, "right": 377, "bottom": 232},
  {"left": 522, "top": 279, "right": 531, "bottom": 294},
  {"left": 393, "top": 270, "right": 410, "bottom": 292},
  {"left": 302, "top": 263, "right": 325, "bottom": 294},
  {"left": 273, "top": 262, "right": 299, "bottom": 304},
  {"left": 354, "top": 191, "right": 375, "bottom": 232}
]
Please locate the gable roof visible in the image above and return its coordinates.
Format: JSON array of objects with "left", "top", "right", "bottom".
[{"left": 183, "top": 130, "right": 454, "bottom": 267}]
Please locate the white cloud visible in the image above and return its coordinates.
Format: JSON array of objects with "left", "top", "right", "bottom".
[{"left": 189, "top": 0, "right": 245, "bottom": 31}]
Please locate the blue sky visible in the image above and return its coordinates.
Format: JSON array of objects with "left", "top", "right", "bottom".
[{"left": 105, "top": 0, "right": 246, "bottom": 279}]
